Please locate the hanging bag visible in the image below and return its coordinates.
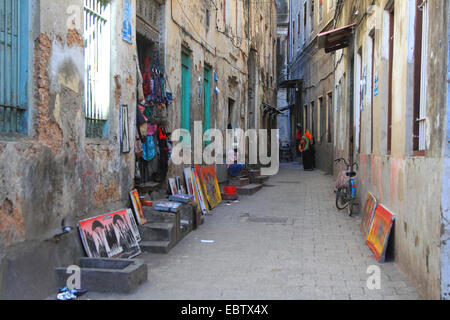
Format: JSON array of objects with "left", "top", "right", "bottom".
[
  {"left": 135, "top": 137, "right": 143, "bottom": 159},
  {"left": 151, "top": 102, "right": 168, "bottom": 125}
]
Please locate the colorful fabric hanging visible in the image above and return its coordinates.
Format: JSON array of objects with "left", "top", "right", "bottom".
[
  {"left": 142, "top": 136, "right": 156, "bottom": 161},
  {"left": 142, "top": 56, "right": 152, "bottom": 97}
]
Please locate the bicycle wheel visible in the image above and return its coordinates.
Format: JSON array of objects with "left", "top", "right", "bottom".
[
  {"left": 347, "top": 201, "right": 355, "bottom": 216},
  {"left": 336, "top": 188, "right": 349, "bottom": 210}
]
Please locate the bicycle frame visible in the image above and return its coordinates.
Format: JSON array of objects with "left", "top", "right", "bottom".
[{"left": 335, "top": 158, "right": 359, "bottom": 215}]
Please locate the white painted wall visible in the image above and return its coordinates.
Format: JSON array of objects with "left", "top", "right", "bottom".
[{"left": 441, "top": 4, "right": 450, "bottom": 300}]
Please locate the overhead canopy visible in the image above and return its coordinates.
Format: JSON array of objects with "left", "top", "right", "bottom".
[
  {"left": 262, "top": 103, "right": 283, "bottom": 116},
  {"left": 278, "top": 104, "right": 295, "bottom": 112},
  {"left": 318, "top": 23, "right": 357, "bottom": 53},
  {"left": 278, "top": 78, "right": 302, "bottom": 89}
]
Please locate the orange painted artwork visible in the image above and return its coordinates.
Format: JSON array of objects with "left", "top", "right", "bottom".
[
  {"left": 366, "top": 204, "right": 395, "bottom": 263},
  {"left": 129, "top": 190, "right": 147, "bottom": 225},
  {"left": 200, "top": 165, "right": 222, "bottom": 209},
  {"left": 361, "top": 192, "right": 377, "bottom": 240}
]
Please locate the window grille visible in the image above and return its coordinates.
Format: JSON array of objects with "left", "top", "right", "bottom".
[
  {"left": 0, "top": 0, "right": 28, "bottom": 134},
  {"left": 84, "top": 0, "right": 111, "bottom": 138}
]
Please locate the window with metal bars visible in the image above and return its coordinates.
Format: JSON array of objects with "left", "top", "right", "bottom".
[
  {"left": 84, "top": 0, "right": 111, "bottom": 139},
  {"left": 413, "top": 0, "right": 428, "bottom": 154},
  {"left": 0, "top": 0, "right": 29, "bottom": 135}
]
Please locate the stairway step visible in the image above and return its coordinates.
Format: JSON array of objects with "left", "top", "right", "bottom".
[
  {"left": 140, "top": 240, "right": 172, "bottom": 254},
  {"left": 250, "top": 176, "right": 269, "bottom": 184},
  {"left": 138, "top": 222, "right": 175, "bottom": 242},
  {"left": 236, "top": 184, "right": 263, "bottom": 195},
  {"left": 136, "top": 182, "right": 162, "bottom": 194},
  {"left": 228, "top": 177, "right": 250, "bottom": 187},
  {"left": 248, "top": 169, "right": 261, "bottom": 178},
  {"left": 222, "top": 193, "right": 239, "bottom": 201}
]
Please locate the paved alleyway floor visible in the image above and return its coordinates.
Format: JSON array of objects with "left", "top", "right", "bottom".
[{"left": 85, "top": 163, "right": 420, "bottom": 300}]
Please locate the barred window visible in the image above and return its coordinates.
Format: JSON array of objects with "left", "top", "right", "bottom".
[
  {"left": 84, "top": 0, "right": 111, "bottom": 139},
  {"left": 0, "top": 0, "right": 29, "bottom": 135}
]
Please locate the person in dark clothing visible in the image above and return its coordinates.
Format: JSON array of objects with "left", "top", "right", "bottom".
[{"left": 300, "top": 130, "right": 315, "bottom": 171}]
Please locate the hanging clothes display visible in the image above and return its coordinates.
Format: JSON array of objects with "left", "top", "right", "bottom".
[
  {"left": 142, "top": 56, "right": 152, "bottom": 97},
  {"left": 142, "top": 136, "right": 156, "bottom": 161},
  {"left": 135, "top": 49, "right": 171, "bottom": 184},
  {"left": 157, "top": 125, "right": 169, "bottom": 182}
]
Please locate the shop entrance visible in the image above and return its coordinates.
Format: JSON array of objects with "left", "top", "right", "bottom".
[{"left": 136, "top": 33, "right": 166, "bottom": 185}]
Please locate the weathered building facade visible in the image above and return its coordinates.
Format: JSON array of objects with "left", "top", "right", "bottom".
[
  {"left": 0, "top": 0, "right": 278, "bottom": 299},
  {"left": 286, "top": 0, "right": 336, "bottom": 173},
  {"left": 0, "top": 0, "right": 140, "bottom": 299},
  {"left": 276, "top": 0, "right": 291, "bottom": 152},
  {"left": 327, "top": 0, "right": 449, "bottom": 299},
  {"left": 164, "top": 0, "right": 278, "bottom": 179}
]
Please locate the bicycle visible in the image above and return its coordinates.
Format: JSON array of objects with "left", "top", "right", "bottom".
[{"left": 334, "top": 158, "right": 359, "bottom": 216}]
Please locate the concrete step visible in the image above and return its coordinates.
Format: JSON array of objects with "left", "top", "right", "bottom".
[
  {"left": 250, "top": 175, "right": 269, "bottom": 184},
  {"left": 140, "top": 240, "right": 173, "bottom": 254},
  {"left": 248, "top": 169, "right": 261, "bottom": 178},
  {"left": 236, "top": 184, "right": 263, "bottom": 196},
  {"left": 138, "top": 222, "right": 175, "bottom": 242},
  {"left": 222, "top": 193, "right": 239, "bottom": 201},
  {"left": 136, "top": 181, "right": 162, "bottom": 194},
  {"left": 56, "top": 258, "right": 148, "bottom": 294},
  {"left": 180, "top": 220, "right": 193, "bottom": 240},
  {"left": 228, "top": 177, "right": 250, "bottom": 187}
]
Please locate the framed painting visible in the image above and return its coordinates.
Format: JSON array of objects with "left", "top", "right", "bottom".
[
  {"left": 192, "top": 168, "right": 209, "bottom": 215},
  {"left": 361, "top": 192, "right": 378, "bottom": 240},
  {"left": 366, "top": 204, "right": 395, "bottom": 263},
  {"left": 185, "top": 168, "right": 201, "bottom": 212},
  {"left": 78, "top": 209, "right": 141, "bottom": 259},
  {"left": 126, "top": 208, "right": 141, "bottom": 242},
  {"left": 130, "top": 190, "right": 147, "bottom": 225},
  {"left": 120, "top": 105, "right": 130, "bottom": 153},
  {"left": 168, "top": 178, "right": 178, "bottom": 195},
  {"left": 200, "top": 165, "right": 222, "bottom": 209}
]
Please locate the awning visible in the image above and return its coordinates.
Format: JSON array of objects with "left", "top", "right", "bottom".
[
  {"left": 262, "top": 103, "right": 283, "bottom": 116},
  {"left": 318, "top": 23, "right": 357, "bottom": 53},
  {"left": 278, "top": 104, "right": 295, "bottom": 112},
  {"left": 278, "top": 78, "right": 302, "bottom": 89}
]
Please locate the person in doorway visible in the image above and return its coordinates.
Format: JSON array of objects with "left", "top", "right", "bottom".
[
  {"left": 227, "top": 144, "right": 245, "bottom": 177},
  {"left": 300, "top": 130, "right": 315, "bottom": 171}
]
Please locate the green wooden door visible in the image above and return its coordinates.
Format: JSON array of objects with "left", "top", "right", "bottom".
[
  {"left": 203, "top": 66, "right": 211, "bottom": 143},
  {"left": 181, "top": 51, "right": 190, "bottom": 133}
]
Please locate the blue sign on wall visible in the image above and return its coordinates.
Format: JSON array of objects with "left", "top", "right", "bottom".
[{"left": 123, "top": 0, "right": 132, "bottom": 44}]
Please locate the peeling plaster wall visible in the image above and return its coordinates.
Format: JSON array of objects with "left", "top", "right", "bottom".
[
  {"left": 0, "top": 0, "right": 137, "bottom": 300},
  {"left": 164, "top": 0, "right": 277, "bottom": 180},
  {"left": 334, "top": 0, "right": 448, "bottom": 300}
]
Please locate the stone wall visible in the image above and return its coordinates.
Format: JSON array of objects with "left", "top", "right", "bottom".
[
  {"left": 0, "top": 0, "right": 137, "bottom": 299},
  {"left": 333, "top": 0, "right": 449, "bottom": 299}
]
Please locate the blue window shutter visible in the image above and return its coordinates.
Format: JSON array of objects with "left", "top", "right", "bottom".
[
  {"left": 0, "top": 0, "right": 28, "bottom": 134},
  {"left": 18, "top": 0, "right": 29, "bottom": 108}
]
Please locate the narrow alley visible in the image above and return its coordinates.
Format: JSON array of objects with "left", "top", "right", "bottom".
[
  {"left": 1, "top": 0, "right": 449, "bottom": 304},
  {"left": 84, "top": 164, "right": 419, "bottom": 300}
]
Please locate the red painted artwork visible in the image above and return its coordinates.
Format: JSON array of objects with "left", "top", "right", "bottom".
[{"left": 366, "top": 204, "right": 395, "bottom": 263}]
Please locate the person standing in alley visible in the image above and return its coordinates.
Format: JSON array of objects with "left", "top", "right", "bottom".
[{"left": 300, "top": 130, "right": 315, "bottom": 171}]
